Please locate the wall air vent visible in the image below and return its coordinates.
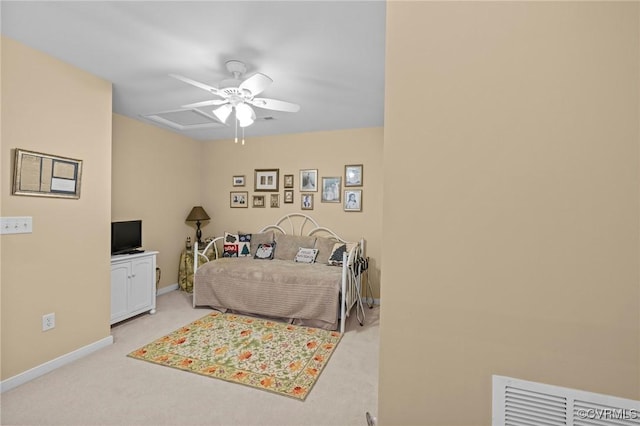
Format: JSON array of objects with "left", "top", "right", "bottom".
[{"left": 493, "top": 375, "right": 640, "bottom": 426}]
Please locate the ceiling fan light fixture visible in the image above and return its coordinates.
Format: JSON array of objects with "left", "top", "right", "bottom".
[
  {"left": 213, "top": 104, "right": 232, "bottom": 123},
  {"left": 235, "top": 103, "right": 254, "bottom": 122},
  {"left": 238, "top": 117, "right": 254, "bottom": 128},
  {"left": 171, "top": 61, "right": 299, "bottom": 144}
]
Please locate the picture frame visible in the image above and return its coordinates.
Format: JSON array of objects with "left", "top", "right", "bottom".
[
  {"left": 301, "top": 193, "right": 314, "bottom": 210},
  {"left": 230, "top": 191, "right": 248, "bottom": 208},
  {"left": 252, "top": 195, "right": 266, "bottom": 208},
  {"left": 254, "top": 168, "right": 279, "bottom": 192},
  {"left": 344, "top": 164, "right": 363, "bottom": 187},
  {"left": 299, "top": 169, "right": 318, "bottom": 192},
  {"left": 270, "top": 194, "right": 280, "bottom": 208},
  {"left": 284, "top": 174, "right": 294, "bottom": 188},
  {"left": 12, "top": 148, "right": 83, "bottom": 199},
  {"left": 232, "top": 175, "right": 245, "bottom": 187},
  {"left": 284, "top": 190, "right": 294, "bottom": 204},
  {"left": 321, "top": 176, "right": 342, "bottom": 203},
  {"left": 344, "top": 189, "right": 362, "bottom": 212}
]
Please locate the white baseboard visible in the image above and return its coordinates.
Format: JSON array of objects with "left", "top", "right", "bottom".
[
  {"left": 157, "top": 283, "right": 179, "bottom": 296},
  {"left": 1, "top": 335, "right": 113, "bottom": 393}
]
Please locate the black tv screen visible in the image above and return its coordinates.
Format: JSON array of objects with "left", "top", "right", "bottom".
[{"left": 111, "top": 220, "right": 142, "bottom": 255}]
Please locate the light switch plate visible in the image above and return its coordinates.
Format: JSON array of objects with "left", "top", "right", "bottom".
[{"left": 1, "top": 217, "right": 33, "bottom": 234}]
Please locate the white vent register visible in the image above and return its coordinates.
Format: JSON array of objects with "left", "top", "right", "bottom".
[{"left": 493, "top": 375, "right": 640, "bottom": 426}]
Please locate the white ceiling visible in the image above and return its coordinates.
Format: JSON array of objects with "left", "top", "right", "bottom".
[{"left": 1, "top": 1, "right": 386, "bottom": 141}]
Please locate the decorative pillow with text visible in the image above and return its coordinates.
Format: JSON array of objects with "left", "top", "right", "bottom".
[{"left": 294, "top": 247, "right": 319, "bottom": 264}]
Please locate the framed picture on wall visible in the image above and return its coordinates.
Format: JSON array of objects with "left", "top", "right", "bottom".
[
  {"left": 230, "top": 191, "right": 248, "bottom": 208},
  {"left": 252, "top": 195, "right": 266, "bottom": 208},
  {"left": 254, "top": 169, "right": 279, "bottom": 192},
  {"left": 301, "top": 193, "right": 314, "bottom": 210},
  {"left": 344, "top": 164, "right": 363, "bottom": 187},
  {"left": 270, "top": 194, "right": 280, "bottom": 208},
  {"left": 300, "top": 169, "right": 318, "bottom": 192},
  {"left": 232, "top": 175, "right": 245, "bottom": 187},
  {"left": 284, "top": 190, "right": 294, "bottom": 204},
  {"left": 12, "top": 148, "right": 83, "bottom": 199},
  {"left": 321, "top": 177, "right": 341, "bottom": 203},
  {"left": 284, "top": 174, "right": 294, "bottom": 188},
  {"left": 344, "top": 189, "right": 362, "bottom": 212}
]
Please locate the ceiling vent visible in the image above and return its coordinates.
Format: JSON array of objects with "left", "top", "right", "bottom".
[{"left": 141, "top": 109, "right": 224, "bottom": 130}]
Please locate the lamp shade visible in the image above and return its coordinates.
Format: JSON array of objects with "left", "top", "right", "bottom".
[
  {"left": 186, "top": 206, "right": 210, "bottom": 222},
  {"left": 235, "top": 103, "right": 254, "bottom": 122},
  {"left": 238, "top": 117, "right": 254, "bottom": 128},
  {"left": 213, "top": 104, "right": 232, "bottom": 124}
]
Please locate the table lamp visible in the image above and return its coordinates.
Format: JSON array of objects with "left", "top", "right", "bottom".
[{"left": 186, "top": 206, "right": 210, "bottom": 247}]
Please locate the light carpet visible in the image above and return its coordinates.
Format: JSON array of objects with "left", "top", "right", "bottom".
[{"left": 128, "top": 311, "right": 341, "bottom": 400}]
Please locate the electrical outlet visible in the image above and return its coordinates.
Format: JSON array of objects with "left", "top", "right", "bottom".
[{"left": 42, "top": 313, "right": 55, "bottom": 331}]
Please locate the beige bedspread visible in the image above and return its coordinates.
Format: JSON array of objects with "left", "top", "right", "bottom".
[{"left": 193, "top": 258, "right": 342, "bottom": 330}]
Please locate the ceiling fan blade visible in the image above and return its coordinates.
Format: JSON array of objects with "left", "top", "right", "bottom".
[
  {"left": 181, "top": 99, "right": 229, "bottom": 109},
  {"left": 169, "top": 74, "right": 224, "bottom": 97},
  {"left": 239, "top": 73, "right": 273, "bottom": 96},
  {"left": 213, "top": 104, "right": 233, "bottom": 124},
  {"left": 250, "top": 98, "right": 300, "bottom": 113}
]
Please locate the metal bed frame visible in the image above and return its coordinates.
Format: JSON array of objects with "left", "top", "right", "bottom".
[{"left": 193, "top": 213, "right": 366, "bottom": 332}]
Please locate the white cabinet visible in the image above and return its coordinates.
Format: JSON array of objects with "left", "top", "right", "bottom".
[{"left": 110, "top": 251, "right": 158, "bottom": 325}]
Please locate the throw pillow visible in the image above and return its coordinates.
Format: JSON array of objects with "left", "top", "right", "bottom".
[
  {"left": 254, "top": 243, "right": 276, "bottom": 260},
  {"left": 274, "top": 234, "right": 316, "bottom": 261},
  {"left": 240, "top": 231, "right": 274, "bottom": 257},
  {"left": 314, "top": 236, "right": 337, "bottom": 265},
  {"left": 328, "top": 242, "right": 356, "bottom": 266},
  {"left": 223, "top": 244, "right": 239, "bottom": 257},
  {"left": 237, "top": 233, "right": 251, "bottom": 257},
  {"left": 294, "top": 247, "right": 319, "bottom": 264},
  {"left": 224, "top": 232, "right": 239, "bottom": 244},
  {"left": 223, "top": 232, "right": 239, "bottom": 257}
]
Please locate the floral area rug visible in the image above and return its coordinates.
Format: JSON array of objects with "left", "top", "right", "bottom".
[{"left": 128, "top": 312, "right": 342, "bottom": 400}]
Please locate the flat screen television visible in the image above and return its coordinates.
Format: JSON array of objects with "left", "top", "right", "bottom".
[{"left": 111, "top": 220, "right": 142, "bottom": 255}]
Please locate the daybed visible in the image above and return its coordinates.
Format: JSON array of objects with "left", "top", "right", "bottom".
[{"left": 192, "top": 213, "right": 364, "bottom": 332}]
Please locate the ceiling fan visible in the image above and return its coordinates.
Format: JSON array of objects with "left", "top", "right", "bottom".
[{"left": 170, "top": 60, "right": 300, "bottom": 129}]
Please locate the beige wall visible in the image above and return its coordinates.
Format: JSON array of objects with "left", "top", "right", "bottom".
[
  {"left": 1, "top": 37, "right": 113, "bottom": 379},
  {"left": 111, "top": 118, "right": 384, "bottom": 295},
  {"left": 201, "top": 128, "right": 383, "bottom": 298},
  {"left": 379, "top": 2, "right": 640, "bottom": 425},
  {"left": 111, "top": 114, "right": 203, "bottom": 291},
  {"left": 1, "top": 41, "right": 383, "bottom": 385}
]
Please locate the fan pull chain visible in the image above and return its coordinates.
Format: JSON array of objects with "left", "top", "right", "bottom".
[
  {"left": 234, "top": 112, "right": 238, "bottom": 143},
  {"left": 242, "top": 127, "right": 245, "bottom": 145}
]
